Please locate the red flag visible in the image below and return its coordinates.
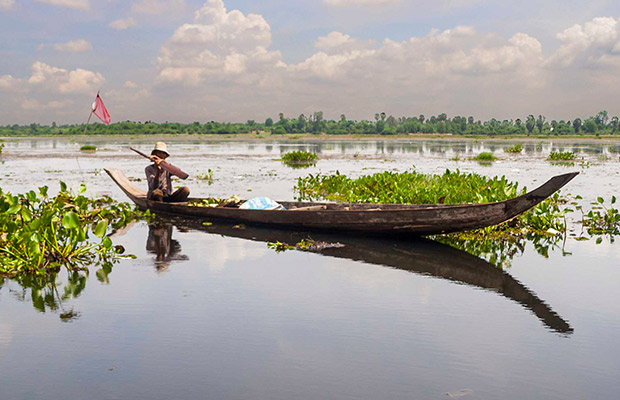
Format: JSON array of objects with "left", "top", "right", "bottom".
[{"left": 92, "top": 93, "right": 110, "bottom": 125}]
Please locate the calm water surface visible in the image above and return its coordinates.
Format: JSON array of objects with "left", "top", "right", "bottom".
[{"left": 0, "top": 138, "right": 619, "bottom": 399}]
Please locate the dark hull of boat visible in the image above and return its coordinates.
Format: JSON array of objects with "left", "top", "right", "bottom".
[{"left": 105, "top": 168, "right": 578, "bottom": 235}]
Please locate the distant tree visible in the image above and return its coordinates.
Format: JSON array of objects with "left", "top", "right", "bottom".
[
  {"left": 265, "top": 117, "right": 273, "bottom": 127},
  {"left": 583, "top": 119, "right": 597, "bottom": 133},
  {"left": 610, "top": 116, "right": 619, "bottom": 133},
  {"left": 380, "top": 112, "right": 386, "bottom": 121},
  {"left": 279, "top": 112, "right": 284, "bottom": 122},
  {"left": 595, "top": 110, "right": 609, "bottom": 127},
  {"left": 297, "top": 114, "right": 307, "bottom": 131},
  {"left": 272, "top": 126, "right": 286, "bottom": 134},
  {"left": 467, "top": 116, "right": 474, "bottom": 125},
  {"left": 419, "top": 115, "right": 425, "bottom": 124},
  {"left": 386, "top": 115, "right": 397, "bottom": 127},
  {"left": 526, "top": 115, "right": 536, "bottom": 134},
  {"left": 572, "top": 118, "right": 582, "bottom": 133},
  {"left": 438, "top": 113, "right": 447, "bottom": 122},
  {"left": 536, "top": 115, "right": 546, "bottom": 133},
  {"left": 311, "top": 111, "right": 324, "bottom": 133},
  {"left": 375, "top": 120, "right": 385, "bottom": 134},
  {"left": 515, "top": 118, "right": 522, "bottom": 128}
]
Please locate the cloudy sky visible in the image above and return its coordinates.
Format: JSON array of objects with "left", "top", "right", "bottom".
[{"left": 1, "top": 0, "right": 619, "bottom": 124}]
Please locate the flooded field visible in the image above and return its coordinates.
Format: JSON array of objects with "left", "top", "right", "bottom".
[{"left": 1, "top": 137, "right": 619, "bottom": 399}]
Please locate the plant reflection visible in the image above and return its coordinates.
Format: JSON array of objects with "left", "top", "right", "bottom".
[{"left": 0, "top": 267, "right": 111, "bottom": 322}]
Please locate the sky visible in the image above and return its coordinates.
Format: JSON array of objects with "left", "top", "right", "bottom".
[{"left": 1, "top": 0, "right": 620, "bottom": 124}]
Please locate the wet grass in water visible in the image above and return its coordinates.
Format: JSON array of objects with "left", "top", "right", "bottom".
[{"left": 80, "top": 145, "right": 97, "bottom": 151}]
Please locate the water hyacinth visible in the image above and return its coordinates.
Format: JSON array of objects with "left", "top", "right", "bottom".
[
  {"left": 280, "top": 151, "right": 318, "bottom": 168},
  {"left": 0, "top": 182, "right": 141, "bottom": 275},
  {"left": 295, "top": 168, "right": 522, "bottom": 205}
]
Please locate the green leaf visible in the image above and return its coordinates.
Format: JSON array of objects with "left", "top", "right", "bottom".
[
  {"left": 93, "top": 220, "right": 108, "bottom": 238},
  {"left": 101, "top": 236, "right": 112, "bottom": 249},
  {"left": 597, "top": 197, "right": 604, "bottom": 204},
  {"left": 612, "top": 196, "right": 616, "bottom": 204},
  {"left": 62, "top": 212, "right": 80, "bottom": 229},
  {"left": 7, "top": 204, "right": 21, "bottom": 214},
  {"left": 21, "top": 207, "right": 32, "bottom": 222},
  {"left": 60, "top": 181, "right": 67, "bottom": 192}
]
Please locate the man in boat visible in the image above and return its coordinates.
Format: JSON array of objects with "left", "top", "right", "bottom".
[{"left": 145, "top": 142, "right": 190, "bottom": 202}]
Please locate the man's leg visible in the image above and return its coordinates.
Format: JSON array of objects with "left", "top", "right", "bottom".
[
  {"left": 165, "top": 186, "right": 190, "bottom": 203},
  {"left": 148, "top": 189, "right": 164, "bottom": 202}
]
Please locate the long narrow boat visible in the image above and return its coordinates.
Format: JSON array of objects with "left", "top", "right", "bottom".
[{"left": 105, "top": 168, "right": 578, "bottom": 235}]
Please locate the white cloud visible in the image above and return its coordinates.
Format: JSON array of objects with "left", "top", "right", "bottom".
[
  {"left": 157, "top": 0, "right": 283, "bottom": 85},
  {"left": 314, "top": 31, "right": 374, "bottom": 54},
  {"left": 0, "top": 75, "right": 20, "bottom": 90},
  {"left": 28, "top": 61, "right": 104, "bottom": 94},
  {"left": 21, "top": 98, "right": 73, "bottom": 110},
  {"left": 53, "top": 39, "right": 92, "bottom": 52},
  {"left": 109, "top": 17, "right": 138, "bottom": 30},
  {"left": 323, "top": 0, "right": 400, "bottom": 6},
  {"left": 0, "top": 0, "right": 16, "bottom": 11},
  {"left": 35, "top": 0, "right": 89, "bottom": 10},
  {"left": 123, "top": 80, "right": 138, "bottom": 88},
  {"left": 547, "top": 17, "right": 620, "bottom": 68},
  {"left": 131, "top": 0, "right": 186, "bottom": 14},
  {"left": 291, "top": 26, "right": 543, "bottom": 85}
]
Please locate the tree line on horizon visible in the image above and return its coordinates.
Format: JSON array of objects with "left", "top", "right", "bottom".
[{"left": 1, "top": 110, "right": 618, "bottom": 136}]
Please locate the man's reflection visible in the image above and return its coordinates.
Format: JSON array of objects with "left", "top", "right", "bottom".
[{"left": 146, "top": 222, "right": 188, "bottom": 271}]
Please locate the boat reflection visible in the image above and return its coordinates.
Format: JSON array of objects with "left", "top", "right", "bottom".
[
  {"left": 169, "top": 217, "right": 573, "bottom": 334},
  {"left": 0, "top": 218, "right": 573, "bottom": 334}
]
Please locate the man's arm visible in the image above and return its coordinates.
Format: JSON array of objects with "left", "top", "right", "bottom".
[{"left": 148, "top": 155, "right": 189, "bottom": 180}]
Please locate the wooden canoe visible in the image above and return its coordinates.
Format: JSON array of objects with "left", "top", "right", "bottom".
[{"left": 105, "top": 168, "right": 578, "bottom": 235}]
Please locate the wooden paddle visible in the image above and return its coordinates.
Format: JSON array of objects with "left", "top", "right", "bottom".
[{"left": 130, "top": 147, "right": 189, "bottom": 179}]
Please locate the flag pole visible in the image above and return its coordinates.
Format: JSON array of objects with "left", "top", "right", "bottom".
[
  {"left": 83, "top": 111, "right": 93, "bottom": 135},
  {"left": 83, "top": 91, "right": 98, "bottom": 134}
]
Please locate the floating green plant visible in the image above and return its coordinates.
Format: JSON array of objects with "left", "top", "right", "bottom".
[
  {"left": 504, "top": 144, "right": 523, "bottom": 153},
  {"left": 279, "top": 151, "right": 318, "bottom": 168},
  {"left": 0, "top": 182, "right": 140, "bottom": 276},
  {"left": 295, "top": 169, "right": 522, "bottom": 204},
  {"left": 577, "top": 196, "right": 619, "bottom": 237},
  {"left": 80, "top": 145, "right": 97, "bottom": 151},
  {"left": 196, "top": 169, "right": 214, "bottom": 184},
  {"left": 473, "top": 152, "right": 497, "bottom": 161},
  {"left": 548, "top": 151, "right": 575, "bottom": 161}
]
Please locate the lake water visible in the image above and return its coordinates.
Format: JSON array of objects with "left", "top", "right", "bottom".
[{"left": 0, "top": 137, "right": 619, "bottom": 399}]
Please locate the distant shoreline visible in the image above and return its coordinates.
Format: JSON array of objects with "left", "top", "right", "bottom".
[{"left": 2, "top": 133, "right": 620, "bottom": 142}]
